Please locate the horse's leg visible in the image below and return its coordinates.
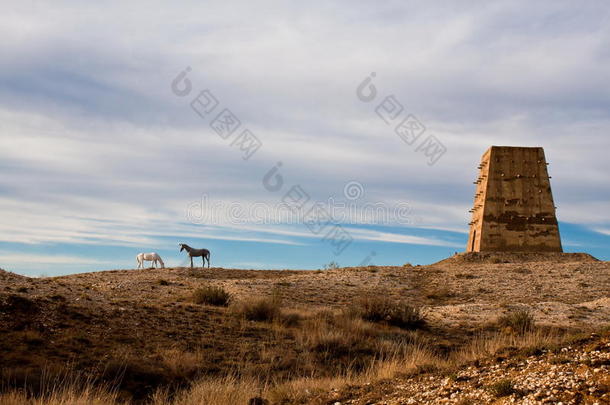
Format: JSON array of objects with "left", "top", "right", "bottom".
[{"left": 190, "top": 256, "right": 193, "bottom": 268}]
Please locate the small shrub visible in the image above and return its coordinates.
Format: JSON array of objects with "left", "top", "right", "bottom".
[
  {"left": 497, "top": 309, "right": 535, "bottom": 334},
  {"left": 2, "top": 294, "right": 38, "bottom": 313},
  {"left": 387, "top": 305, "right": 425, "bottom": 329},
  {"left": 416, "top": 363, "right": 441, "bottom": 374},
  {"left": 512, "top": 267, "right": 531, "bottom": 274},
  {"left": 275, "top": 281, "right": 292, "bottom": 287},
  {"left": 192, "top": 285, "right": 231, "bottom": 306},
  {"left": 159, "top": 348, "right": 204, "bottom": 378},
  {"left": 277, "top": 310, "right": 302, "bottom": 327},
  {"left": 248, "top": 397, "right": 269, "bottom": 405},
  {"left": 488, "top": 379, "right": 517, "bottom": 397},
  {"left": 322, "top": 261, "right": 339, "bottom": 270},
  {"left": 424, "top": 287, "right": 454, "bottom": 301},
  {"left": 455, "top": 273, "right": 478, "bottom": 279},
  {"left": 356, "top": 296, "right": 425, "bottom": 330},
  {"left": 234, "top": 295, "right": 281, "bottom": 322},
  {"left": 20, "top": 330, "right": 44, "bottom": 346},
  {"left": 358, "top": 296, "right": 393, "bottom": 323}
]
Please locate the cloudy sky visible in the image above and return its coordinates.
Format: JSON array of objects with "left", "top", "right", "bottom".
[{"left": 1, "top": 1, "right": 609, "bottom": 276}]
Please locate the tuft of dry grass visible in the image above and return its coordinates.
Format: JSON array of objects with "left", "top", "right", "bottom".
[
  {"left": 232, "top": 293, "right": 282, "bottom": 322},
  {"left": 275, "top": 308, "right": 303, "bottom": 327},
  {"left": 17, "top": 329, "right": 45, "bottom": 346},
  {"left": 424, "top": 286, "right": 455, "bottom": 301},
  {"left": 150, "top": 375, "right": 262, "bottom": 405},
  {"left": 353, "top": 295, "right": 425, "bottom": 330},
  {"left": 0, "top": 372, "right": 118, "bottom": 405},
  {"left": 487, "top": 378, "right": 518, "bottom": 397},
  {"left": 497, "top": 308, "right": 535, "bottom": 334},
  {"left": 192, "top": 285, "right": 231, "bottom": 306},
  {"left": 452, "top": 328, "right": 565, "bottom": 365},
  {"left": 0, "top": 390, "right": 117, "bottom": 405},
  {"left": 157, "top": 348, "right": 205, "bottom": 379}
]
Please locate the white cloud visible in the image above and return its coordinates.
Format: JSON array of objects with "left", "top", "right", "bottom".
[
  {"left": 1, "top": 0, "right": 609, "bottom": 263},
  {"left": 0, "top": 252, "right": 109, "bottom": 265}
]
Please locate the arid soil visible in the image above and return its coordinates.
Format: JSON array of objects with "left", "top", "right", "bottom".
[
  {"left": 321, "top": 331, "right": 610, "bottom": 404},
  {"left": 0, "top": 252, "right": 608, "bottom": 403}
]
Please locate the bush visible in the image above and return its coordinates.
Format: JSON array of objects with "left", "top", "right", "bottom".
[
  {"left": 234, "top": 295, "right": 282, "bottom": 322},
  {"left": 277, "top": 310, "right": 302, "bottom": 327},
  {"left": 497, "top": 309, "right": 535, "bottom": 334},
  {"left": 192, "top": 285, "right": 231, "bottom": 306},
  {"left": 424, "top": 287, "right": 454, "bottom": 301},
  {"left": 387, "top": 304, "right": 426, "bottom": 329},
  {"left": 488, "top": 379, "right": 517, "bottom": 397},
  {"left": 322, "top": 261, "right": 339, "bottom": 270},
  {"left": 356, "top": 296, "right": 425, "bottom": 330}
]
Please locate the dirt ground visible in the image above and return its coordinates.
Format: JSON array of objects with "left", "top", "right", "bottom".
[{"left": 0, "top": 252, "right": 608, "bottom": 402}]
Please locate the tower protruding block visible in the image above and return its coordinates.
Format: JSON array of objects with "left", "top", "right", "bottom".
[{"left": 466, "top": 146, "right": 562, "bottom": 252}]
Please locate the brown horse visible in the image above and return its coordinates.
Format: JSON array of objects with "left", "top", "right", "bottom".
[{"left": 179, "top": 243, "right": 210, "bottom": 268}]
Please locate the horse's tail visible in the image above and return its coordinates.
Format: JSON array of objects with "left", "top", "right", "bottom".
[{"left": 158, "top": 256, "right": 165, "bottom": 268}]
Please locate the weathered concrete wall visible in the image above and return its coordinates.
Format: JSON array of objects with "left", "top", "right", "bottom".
[{"left": 466, "top": 146, "right": 562, "bottom": 252}]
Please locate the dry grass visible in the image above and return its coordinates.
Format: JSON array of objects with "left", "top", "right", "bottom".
[
  {"left": 487, "top": 378, "right": 518, "bottom": 398},
  {"left": 0, "top": 390, "right": 117, "bottom": 405},
  {"left": 191, "top": 285, "right": 231, "bottom": 306},
  {"left": 496, "top": 308, "right": 535, "bottom": 334},
  {"left": 363, "top": 343, "right": 443, "bottom": 380},
  {"left": 351, "top": 295, "right": 425, "bottom": 330},
  {"left": 150, "top": 375, "right": 261, "bottom": 405},
  {"left": 452, "top": 328, "right": 566, "bottom": 365},
  {"left": 232, "top": 293, "right": 282, "bottom": 322},
  {"left": 0, "top": 373, "right": 118, "bottom": 405},
  {"left": 157, "top": 347, "right": 205, "bottom": 379},
  {"left": 0, "top": 327, "right": 594, "bottom": 405}
]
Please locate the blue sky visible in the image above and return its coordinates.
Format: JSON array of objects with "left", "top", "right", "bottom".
[{"left": 1, "top": 1, "right": 609, "bottom": 276}]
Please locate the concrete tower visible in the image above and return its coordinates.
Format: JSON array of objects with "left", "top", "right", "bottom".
[{"left": 466, "top": 146, "right": 562, "bottom": 252}]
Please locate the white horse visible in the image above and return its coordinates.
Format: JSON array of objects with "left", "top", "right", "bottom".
[{"left": 136, "top": 252, "right": 165, "bottom": 269}]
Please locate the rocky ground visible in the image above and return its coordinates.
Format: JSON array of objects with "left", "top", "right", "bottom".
[{"left": 323, "top": 332, "right": 610, "bottom": 404}]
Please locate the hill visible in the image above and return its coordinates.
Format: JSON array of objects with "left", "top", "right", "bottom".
[{"left": 0, "top": 255, "right": 608, "bottom": 404}]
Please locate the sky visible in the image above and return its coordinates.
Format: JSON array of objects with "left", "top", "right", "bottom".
[{"left": 1, "top": 1, "right": 609, "bottom": 276}]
